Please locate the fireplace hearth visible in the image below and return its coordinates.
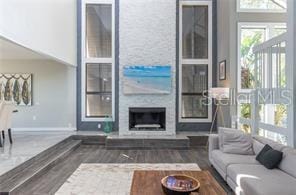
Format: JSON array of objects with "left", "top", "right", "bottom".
[{"left": 129, "top": 108, "right": 166, "bottom": 131}]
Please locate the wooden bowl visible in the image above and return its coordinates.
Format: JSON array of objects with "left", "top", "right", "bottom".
[{"left": 161, "top": 174, "right": 200, "bottom": 195}]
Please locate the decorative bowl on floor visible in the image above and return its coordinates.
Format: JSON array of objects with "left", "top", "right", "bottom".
[{"left": 161, "top": 174, "right": 200, "bottom": 195}]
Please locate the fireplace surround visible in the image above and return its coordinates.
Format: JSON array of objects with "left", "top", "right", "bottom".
[
  {"left": 118, "top": 0, "right": 176, "bottom": 135},
  {"left": 129, "top": 108, "right": 166, "bottom": 131}
]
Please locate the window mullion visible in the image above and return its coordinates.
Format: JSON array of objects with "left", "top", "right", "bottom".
[
  {"left": 85, "top": 58, "right": 112, "bottom": 64},
  {"left": 181, "top": 59, "right": 209, "bottom": 65}
]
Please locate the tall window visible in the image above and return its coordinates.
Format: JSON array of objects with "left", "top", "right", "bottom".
[
  {"left": 238, "top": 23, "right": 286, "bottom": 91},
  {"left": 179, "top": 1, "right": 212, "bottom": 122},
  {"left": 82, "top": 0, "right": 114, "bottom": 121},
  {"left": 237, "top": 24, "right": 288, "bottom": 144},
  {"left": 235, "top": 0, "right": 290, "bottom": 145},
  {"left": 237, "top": 0, "right": 287, "bottom": 12}
]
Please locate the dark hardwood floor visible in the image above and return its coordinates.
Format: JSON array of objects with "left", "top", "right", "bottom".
[{"left": 18, "top": 145, "right": 234, "bottom": 195}]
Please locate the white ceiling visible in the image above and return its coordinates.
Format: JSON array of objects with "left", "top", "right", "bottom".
[{"left": 0, "top": 38, "right": 47, "bottom": 60}]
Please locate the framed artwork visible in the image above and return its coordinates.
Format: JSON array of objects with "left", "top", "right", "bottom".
[
  {"left": 219, "top": 60, "right": 226, "bottom": 80},
  {"left": 0, "top": 73, "right": 33, "bottom": 106},
  {"left": 123, "top": 65, "right": 171, "bottom": 94}
]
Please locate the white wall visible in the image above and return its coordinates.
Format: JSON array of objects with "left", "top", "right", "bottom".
[
  {"left": 0, "top": 0, "right": 77, "bottom": 66},
  {"left": 0, "top": 60, "right": 76, "bottom": 130},
  {"left": 287, "top": 0, "right": 296, "bottom": 147},
  {"left": 119, "top": 0, "right": 176, "bottom": 135},
  {"left": 217, "top": 0, "right": 232, "bottom": 127}
]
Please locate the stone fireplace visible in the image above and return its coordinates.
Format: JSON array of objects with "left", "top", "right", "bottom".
[
  {"left": 129, "top": 108, "right": 166, "bottom": 131},
  {"left": 118, "top": 0, "right": 176, "bottom": 135}
]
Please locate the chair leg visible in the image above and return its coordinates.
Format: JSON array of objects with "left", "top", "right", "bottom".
[
  {"left": 2, "top": 131, "right": 5, "bottom": 140},
  {"left": 8, "top": 129, "right": 12, "bottom": 144},
  {"left": 0, "top": 134, "right": 2, "bottom": 147}
]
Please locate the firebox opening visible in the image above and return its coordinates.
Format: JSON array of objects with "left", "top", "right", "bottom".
[{"left": 129, "top": 108, "right": 166, "bottom": 131}]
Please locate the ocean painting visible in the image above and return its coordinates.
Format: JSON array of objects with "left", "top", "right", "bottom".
[{"left": 123, "top": 66, "right": 171, "bottom": 94}]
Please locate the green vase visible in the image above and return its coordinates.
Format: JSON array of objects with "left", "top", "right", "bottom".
[{"left": 103, "top": 117, "right": 112, "bottom": 133}]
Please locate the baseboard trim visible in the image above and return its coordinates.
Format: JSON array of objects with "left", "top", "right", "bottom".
[{"left": 12, "top": 127, "right": 77, "bottom": 131}]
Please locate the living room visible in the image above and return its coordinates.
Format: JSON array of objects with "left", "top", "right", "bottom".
[{"left": 0, "top": 0, "right": 295, "bottom": 194}]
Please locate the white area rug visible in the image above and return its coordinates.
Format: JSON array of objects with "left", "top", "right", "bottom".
[{"left": 56, "top": 163, "right": 201, "bottom": 195}]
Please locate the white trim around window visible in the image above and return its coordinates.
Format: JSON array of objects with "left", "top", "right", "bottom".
[
  {"left": 178, "top": 0, "right": 213, "bottom": 123},
  {"left": 237, "top": 22, "right": 286, "bottom": 93},
  {"left": 236, "top": 0, "right": 287, "bottom": 13},
  {"left": 81, "top": 0, "right": 115, "bottom": 122}
]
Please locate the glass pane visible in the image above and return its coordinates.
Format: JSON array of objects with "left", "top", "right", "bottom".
[
  {"left": 240, "top": 124, "right": 251, "bottom": 134},
  {"left": 86, "top": 63, "right": 112, "bottom": 92},
  {"left": 181, "top": 95, "right": 208, "bottom": 118},
  {"left": 182, "top": 5, "right": 208, "bottom": 59},
  {"left": 182, "top": 65, "right": 208, "bottom": 93},
  {"left": 274, "top": 28, "right": 286, "bottom": 37},
  {"left": 240, "top": 28, "right": 265, "bottom": 89},
  {"left": 275, "top": 104, "right": 287, "bottom": 127},
  {"left": 258, "top": 129, "right": 287, "bottom": 145},
  {"left": 271, "top": 42, "right": 286, "bottom": 88},
  {"left": 240, "top": 0, "right": 287, "bottom": 11},
  {"left": 259, "top": 104, "right": 287, "bottom": 128},
  {"left": 239, "top": 103, "right": 251, "bottom": 119},
  {"left": 86, "top": 4, "right": 112, "bottom": 58},
  {"left": 86, "top": 94, "right": 112, "bottom": 117}
]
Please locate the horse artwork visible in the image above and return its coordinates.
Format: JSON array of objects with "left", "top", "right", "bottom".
[{"left": 0, "top": 74, "right": 32, "bottom": 106}]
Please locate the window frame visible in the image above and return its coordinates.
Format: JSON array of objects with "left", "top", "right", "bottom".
[
  {"left": 236, "top": 0, "right": 287, "bottom": 13},
  {"left": 237, "top": 22, "right": 286, "bottom": 93},
  {"left": 81, "top": 0, "right": 115, "bottom": 122},
  {"left": 178, "top": 0, "right": 213, "bottom": 123}
]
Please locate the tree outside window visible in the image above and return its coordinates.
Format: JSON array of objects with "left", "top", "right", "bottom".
[{"left": 240, "top": 28, "right": 265, "bottom": 89}]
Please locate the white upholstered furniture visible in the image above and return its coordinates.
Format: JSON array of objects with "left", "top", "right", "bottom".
[
  {"left": 0, "top": 101, "right": 15, "bottom": 146},
  {"left": 209, "top": 128, "right": 296, "bottom": 195}
]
